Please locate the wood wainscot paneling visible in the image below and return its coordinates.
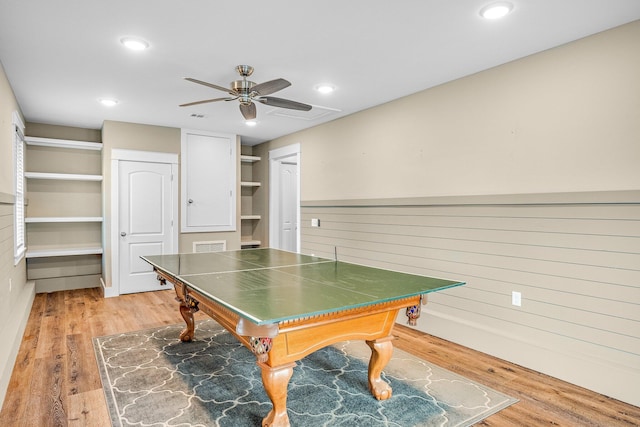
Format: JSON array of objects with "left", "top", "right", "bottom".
[{"left": 300, "top": 190, "right": 640, "bottom": 407}]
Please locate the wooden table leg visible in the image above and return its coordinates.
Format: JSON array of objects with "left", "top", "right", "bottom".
[
  {"left": 366, "top": 336, "right": 394, "bottom": 400},
  {"left": 178, "top": 302, "right": 195, "bottom": 342},
  {"left": 258, "top": 361, "right": 296, "bottom": 427}
]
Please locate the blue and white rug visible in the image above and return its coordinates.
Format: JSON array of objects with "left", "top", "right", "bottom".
[{"left": 94, "top": 319, "right": 517, "bottom": 426}]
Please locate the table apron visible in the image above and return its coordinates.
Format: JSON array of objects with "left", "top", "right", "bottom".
[{"left": 164, "top": 271, "right": 420, "bottom": 367}]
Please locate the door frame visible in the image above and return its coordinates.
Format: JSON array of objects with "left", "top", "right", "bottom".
[
  {"left": 269, "top": 143, "right": 301, "bottom": 251},
  {"left": 109, "top": 149, "right": 178, "bottom": 297}
]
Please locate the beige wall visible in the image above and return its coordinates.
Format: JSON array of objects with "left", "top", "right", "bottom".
[
  {"left": 0, "top": 61, "right": 34, "bottom": 409},
  {"left": 256, "top": 21, "right": 640, "bottom": 406},
  {"left": 101, "top": 121, "right": 241, "bottom": 291},
  {"left": 25, "top": 122, "right": 101, "bottom": 142},
  {"left": 0, "top": 61, "right": 22, "bottom": 194},
  {"left": 266, "top": 20, "right": 640, "bottom": 201}
]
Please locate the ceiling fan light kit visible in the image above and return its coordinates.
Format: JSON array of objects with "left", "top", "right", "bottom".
[{"left": 181, "top": 65, "right": 312, "bottom": 120}]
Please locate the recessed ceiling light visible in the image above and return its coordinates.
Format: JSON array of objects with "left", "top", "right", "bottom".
[
  {"left": 120, "top": 36, "right": 150, "bottom": 51},
  {"left": 315, "top": 84, "right": 335, "bottom": 94},
  {"left": 99, "top": 98, "right": 118, "bottom": 107},
  {"left": 245, "top": 120, "right": 258, "bottom": 127},
  {"left": 480, "top": 2, "right": 514, "bottom": 19}
]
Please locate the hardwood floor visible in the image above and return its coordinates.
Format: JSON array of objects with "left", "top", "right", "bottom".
[{"left": 1, "top": 288, "right": 638, "bottom": 426}]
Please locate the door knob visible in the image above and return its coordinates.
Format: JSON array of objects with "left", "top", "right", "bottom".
[
  {"left": 188, "top": 199, "right": 194, "bottom": 204},
  {"left": 120, "top": 232, "right": 127, "bottom": 237}
]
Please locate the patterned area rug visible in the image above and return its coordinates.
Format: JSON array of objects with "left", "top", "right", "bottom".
[{"left": 94, "top": 319, "right": 517, "bottom": 426}]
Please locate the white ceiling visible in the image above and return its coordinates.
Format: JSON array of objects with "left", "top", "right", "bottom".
[{"left": 1, "top": 1, "right": 639, "bottom": 146}]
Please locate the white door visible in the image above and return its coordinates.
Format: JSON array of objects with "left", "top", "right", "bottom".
[
  {"left": 181, "top": 130, "right": 236, "bottom": 232},
  {"left": 119, "top": 160, "right": 174, "bottom": 294},
  {"left": 269, "top": 144, "right": 301, "bottom": 252},
  {"left": 279, "top": 160, "right": 298, "bottom": 252}
]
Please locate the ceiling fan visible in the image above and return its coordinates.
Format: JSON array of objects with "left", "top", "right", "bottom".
[{"left": 180, "top": 65, "right": 312, "bottom": 120}]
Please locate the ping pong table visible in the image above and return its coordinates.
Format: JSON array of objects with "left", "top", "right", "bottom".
[{"left": 142, "top": 248, "right": 464, "bottom": 427}]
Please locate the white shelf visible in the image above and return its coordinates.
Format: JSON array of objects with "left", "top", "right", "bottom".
[
  {"left": 241, "top": 215, "right": 261, "bottom": 220},
  {"left": 25, "top": 172, "right": 103, "bottom": 181},
  {"left": 240, "top": 155, "right": 261, "bottom": 163},
  {"left": 26, "top": 246, "right": 103, "bottom": 258},
  {"left": 26, "top": 216, "right": 103, "bottom": 223},
  {"left": 240, "top": 239, "right": 261, "bottom": 247},
  {"left": 24, "top": 136, "right": 104, "bottom": 268},
  {"left": 25, "top": 136, "right": 103, "bottom": 151},
  {"left": 240, "top": 151, "right": 261, "bottom": 249}
]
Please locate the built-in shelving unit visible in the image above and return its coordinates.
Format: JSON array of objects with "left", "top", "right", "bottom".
[
  {"left": 240, "top": 154, "right": 261, "bottom": 163},
  {"left": 24, "top": 135, "right": 104, "bottom": 290},
  {"left": 240, "top": 239, "right": 262, "bottom": 247},
  {"left": 240, "top": 151, "right": 262, "bottom": 248},
  {"left": 24, "top": 136, "right": 102, "bottom": 150},
  {"left": 24, "top": 172, "right": 103, "bottom": 181},
  {"left": 240, "top": 215, "right": 261, "bottom": 220},
  {"left": 25, "top": 216, "right": 103, "bottom": 223},
  {"left": 26, "top": 246, "right": 104, "bottom": 258}
]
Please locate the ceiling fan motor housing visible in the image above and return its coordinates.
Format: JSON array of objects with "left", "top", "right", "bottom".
[{"left": 232, "top": 79, "right": 256, "bottom": 104}]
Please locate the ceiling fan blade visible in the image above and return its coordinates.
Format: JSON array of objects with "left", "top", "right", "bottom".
[
  {"left": 179, "top": 97, "right": 234, "bottom": 107},
  {"left": 240, "top": 102, "right": 257, "bottom": 120},
  {"left": 258, "top": 96, "right": 312, "bottom": 111},
  {"left": 251, "top": 78, "right": 291, "bottom": 96},
  {"left": 184, "top": 77, "right": 238, "bottom": 95}
]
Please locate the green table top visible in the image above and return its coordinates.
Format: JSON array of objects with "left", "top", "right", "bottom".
[{"left": 142, "top": 248, "right": 464, "bottom": 325}]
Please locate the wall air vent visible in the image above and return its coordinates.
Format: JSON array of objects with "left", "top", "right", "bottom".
[
  {"left": 265, "top": 104, "right": 341, "bottom": 121},
  {"left": 192, "top": 240, "right": 226, "bottom": 253}
]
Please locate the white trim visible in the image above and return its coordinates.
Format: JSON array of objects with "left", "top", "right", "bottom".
[
  {"left": 101, "top": 277, "right": 118, "bottom": 298},
  {"left": 269, "top": 143, "right": 301, "bottom": 251},
  {"left": 111, "top": 148, "right": 177, "bottom": 163},
  {"left": 110, "top": 149, "right": 178, "bottom": 296}
]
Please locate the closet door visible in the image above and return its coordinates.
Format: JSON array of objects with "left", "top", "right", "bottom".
[
  {"left": 181, "top": 130, "right": 237, "bottom": 232},
  {"left": 118, "top": 160, "right": 174, "bottom": 294}
]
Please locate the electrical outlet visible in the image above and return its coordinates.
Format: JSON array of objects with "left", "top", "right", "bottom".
[
  {"left": 512, "top": 291, "right": 522, "bottom": 307},
  {"left": 311, "top": 218, "right": 320, "bottom": 227}
]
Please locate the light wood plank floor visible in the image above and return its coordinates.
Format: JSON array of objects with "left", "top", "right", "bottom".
[{"left": 1, "top": 288, "right": 638, "bottom": 426}]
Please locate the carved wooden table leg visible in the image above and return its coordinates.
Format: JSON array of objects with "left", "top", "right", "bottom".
[
  {"left": 366, "top": 336, "right": 394, "bottom": 400},
  {"left": 179, "top": 302, "right": 195, "bottom": 342},
  {"left": 258, "top": 361, "right": 296, "bottom": 427}
]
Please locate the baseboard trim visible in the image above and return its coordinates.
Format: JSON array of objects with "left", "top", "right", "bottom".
[
  {"left": 0, "top": 280, "right": 35, "bottom": 409},
  {"left": 414, "top": 308, "right": 640, "bottom": 407},
  {"left": 34, "top": 275, "right": 100, "bottom": 294},
  {"left": 101, "top": 277, "right": 119, "bottom": 298}
]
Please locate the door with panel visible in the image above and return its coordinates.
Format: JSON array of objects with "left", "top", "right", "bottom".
[
  {"left": 118, "top": 160, "right": 174, "bottom": 294},
  {"left": 278, "top": 159, "right": 298, "bottom": 252}
]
